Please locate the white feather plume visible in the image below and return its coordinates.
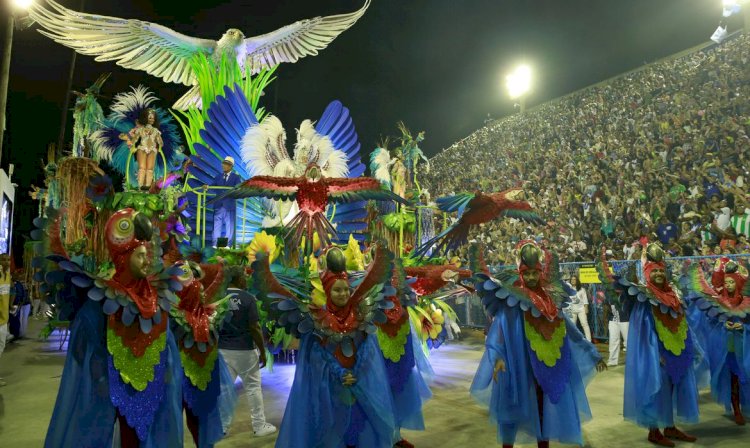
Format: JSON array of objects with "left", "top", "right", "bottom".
[
  {"left": 369, "top": 147, "right": 393, "bottom": 188},
  {"left": 240, "top": 114, "right": 290, "bottom": 177},
  {"left": 294, "top": 120, "right": 349, "bottom": 178}
]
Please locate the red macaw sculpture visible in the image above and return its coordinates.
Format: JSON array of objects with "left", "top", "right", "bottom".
[
  {"left": 212, "top": 164, "right": 408, "bottom": 252},
  {"left": 415, "top": 188, "right": 545, "bottom": 256}
]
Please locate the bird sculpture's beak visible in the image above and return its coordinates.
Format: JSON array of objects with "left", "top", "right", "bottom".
[{"left": 505, "top": 189, "right": 525, "bottom": 201}]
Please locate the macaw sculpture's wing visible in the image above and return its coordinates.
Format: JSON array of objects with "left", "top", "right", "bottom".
[
  {"left": 210, "top": 176, "right": 299, "bottom": 204},
  {"left": 242, "top": 0, "right": 371, "bottom": 73},
  {"left": 436, "top": 192, "right": 476, "bottom": 216},
  {"left": 414, "top": 194, "right": 495, "bottom": 257},
  {"left": 326, "top": 177, "right": 409, "bottom": 204},
  {"left": 29, "top": 0, "right": 215, "bottom": 86},
  {"left": 195, "top": 84, "right": 258, "bottom": 181}
]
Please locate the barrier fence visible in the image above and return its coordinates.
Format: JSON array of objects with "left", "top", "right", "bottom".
[{"left": 450, "top": 253, "right": 750, "bottom": 341}]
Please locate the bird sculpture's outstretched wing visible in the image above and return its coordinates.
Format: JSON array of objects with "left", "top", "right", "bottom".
[
  {"left": 242, "top": 0, "right": 371, "bottom": 73},
  {"left": 326, "top": 177, "right": 409, "bottom": 204},
  {"left": 416, "top": 191, "right": 543, "bottom": 257},
  {"left": 209, "top": 176, "right": 299, "bottom": 204},
  {"left": 29, "top": 0, "right": 216, "bottom": 86}
]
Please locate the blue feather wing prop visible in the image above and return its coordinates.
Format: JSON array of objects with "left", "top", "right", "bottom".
[
  {"left": 188, "top": 84, "right": 267, "bottom": 244},
  {"left": 316, "top": 100, "right": 369, "bottom": 245}
]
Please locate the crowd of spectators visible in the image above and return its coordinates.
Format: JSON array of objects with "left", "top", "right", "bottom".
[{"left": 424, "top": 33, "right": 750, "bottom": 265}]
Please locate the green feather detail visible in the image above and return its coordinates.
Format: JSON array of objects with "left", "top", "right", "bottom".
[
  {"left": 180, "top": 346, "right": 219, "bottom": 391},
  {"left": 523, "top": 317, "right": 566, "bottom": 367},
  {"left": 376, "top": 320, "right": 410, "bottom": 362},
  {"left": 106, "top": 327, "right": 167, "bottom": 392},
  {"left": 652, "top": 310, "right": 687, "bottom": 356}
]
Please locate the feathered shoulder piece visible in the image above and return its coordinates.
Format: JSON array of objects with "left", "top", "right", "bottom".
[
  {"left": 474, "top": 268, "right": 569, "bottom": 320},
  {"left": 684, "top": 264, "right": 750, "bottom": 323},
  {"left": 612, "top": 272, "right": 686, "bottom": 318}
]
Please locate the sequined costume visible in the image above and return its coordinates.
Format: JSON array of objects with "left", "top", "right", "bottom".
[
  {"left": 684, "top": 261, "right": 750, "bottom": 426},
  {"left": 252, "top": 245, "right": 398, "bottom": 448},
  {"left": 45, "top": 209, "right": 184, "bottom": 447},
  {"left": 128, "top": 124, "right": 163, "bottom": 155},
  {"left": 172, "top": 262, "right": 237, "bottom": 447},
  {"left": 471, "top": 241, "right": 602, "bottom": 447}
]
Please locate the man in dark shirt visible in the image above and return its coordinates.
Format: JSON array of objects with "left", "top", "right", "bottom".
[{"left": 218, "top": 267, "right": 276, "bottom": 437}]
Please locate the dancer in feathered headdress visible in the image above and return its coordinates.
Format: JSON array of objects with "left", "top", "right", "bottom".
[
  {"left": 91, "top": 85, "right": 182, "bottom": 189},
  {"left": 252, "top": 244, "right": 399, "bottom": 447},
  {"left": 601, "top": 243, "right": 701, "bottom": 446},
  {"left": 471, "top": 240, "right": 605, "bottom": 447},
  {"left": 684, "top": 260, "right": 750, "bottom": 426}
]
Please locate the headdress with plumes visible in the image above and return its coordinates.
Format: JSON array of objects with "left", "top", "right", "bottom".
[{"left": 91, "top": 85, "right": 182, "bottom": 187}]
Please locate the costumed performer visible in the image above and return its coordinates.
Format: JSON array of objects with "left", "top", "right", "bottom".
[
  {"left": 606, "top": 243, "right": 701, "bottom": 447},
  {"left": 253, "top": 244, "right": 398, "bottom": 448},
  {"left": 349, "top": 247, "right": 433, "bottom": 448},
  {"left": 45, "top": 209, "right": 184, "bottom": 447},
  {"left": 683, "top": 260, "right": 750, "bottom": 425},
  {"left": 471, "top": 240, "right": 605, "bottom": 448},
  {"left": 172, "top": 261, "right": 237, "bottom": 447},
  {"left": 119, "top": 108, "right": 163, "bottom": 190}
]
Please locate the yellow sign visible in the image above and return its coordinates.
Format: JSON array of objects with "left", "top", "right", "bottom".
[{"left": 579, "top": 266, "right": 601, "bottom": 284}]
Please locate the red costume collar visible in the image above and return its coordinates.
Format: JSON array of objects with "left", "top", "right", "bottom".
[
  {"left": 517, "top": 263, "right": 558, "bottom": 321},
  {"left": 644, "top": 261, "right": 681, "bottom": 312},
  {"left": 108, "top": 241, "right": 158, "bottom": 319}
]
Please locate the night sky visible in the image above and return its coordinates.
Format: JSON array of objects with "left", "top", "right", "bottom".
[{"left": 2, "top": 0, "right": 738, "bottom": 249}]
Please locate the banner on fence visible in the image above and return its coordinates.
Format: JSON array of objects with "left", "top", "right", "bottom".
[{"left": 579, "top": 265, "right": 601, "bottom": 283}]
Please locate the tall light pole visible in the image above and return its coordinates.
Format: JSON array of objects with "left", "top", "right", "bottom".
[
  {"left": 723, "top": 0, "right": 750, "bottom": 31},
  {"left": 0, "top": 0, "right": 33, "bottom": 166},
  {"left": 506, "top": 64, "right": 532, "bottom": 114}
]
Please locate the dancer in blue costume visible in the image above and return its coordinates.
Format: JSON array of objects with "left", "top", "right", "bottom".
[
  {"left": 471, "top": 241, "right": 605, "bottom": 448},
  {"left": 604, "top": 244, "right": 700, "bottom": 447},
  {"left": 253, "top": 245, "right": 397, "bottom": 448},
  {"left": 372, "top": 260, "right": 433, "bottom": 448},
  {"left": 172, "top": 261, "right": 237, "bottom": 447},
  {"left": 683, "top": 260, "right": 750, "bottom": 426},
  {"left": 45, "top": 209, "right": 184, "bottom": 447}
]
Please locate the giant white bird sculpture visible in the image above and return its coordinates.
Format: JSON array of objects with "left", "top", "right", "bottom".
[{"left": 29, "top": 0, "right": 371, "bottom": 109}]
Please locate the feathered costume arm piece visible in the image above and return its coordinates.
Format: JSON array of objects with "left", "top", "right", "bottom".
[
  {"left": 473, "top": 268, "right": 568, "bottom": 320},
  {"left": 685, "top": 264, "right": 750, "bottom": 322}
]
